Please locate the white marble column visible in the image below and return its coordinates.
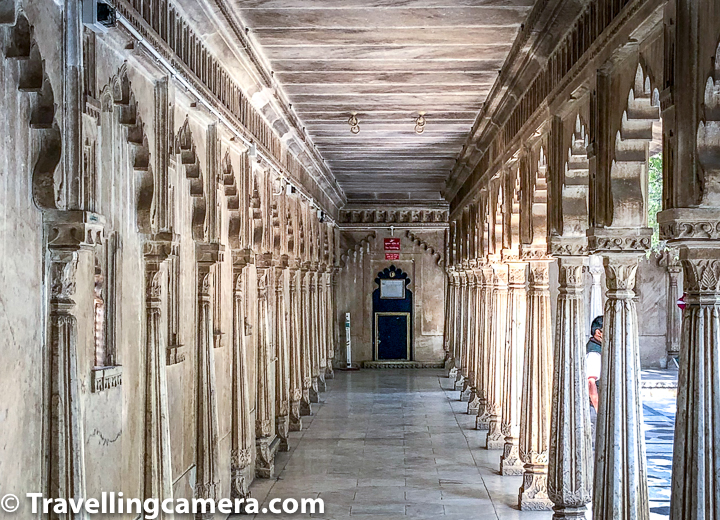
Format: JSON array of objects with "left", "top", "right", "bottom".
[
  {"left": 326, "top": 270, "right": 336, "bottom": 379},
  {"left": 46, "top": 217, "right": 94, "bottom": 520},
  {"left": 288, "top": 266, "right": 304, "bottom": 430},
  {"left": 299, "top": 267, "right": 313, "bottom": 415},
  {"left": 316, "top": 267, "right": 328, "bottom": 392},
  {"left": 592, "top": 253, "right": 649, "bottom": 520},
  {"left": 467, "top": 268, "right": 483, "bottom": 414},
  {"left": 446, "top": 271, "right": 459, "bottom": 378},
  {"left": 665, "top": 256, "right": 682, "bottom": 362},
  {"left": 486, "top": 263, "right": 508, "bottom": 449},
  {"left": 461, "top": 270, "right": 477, "bottom": 401},
  {"left": 195, "top": 244, "right": 222, "bottom": 510},
  {"left": 231, "top": 251, "right": 253, "bottom": 500},
  {"left": 455, "top": 271, "right": 468, "bottom": 390},
  {"left": 477, "top": 265, "right": 495, "bottom": 430},
  {"left": 274, "top": 265, "right": 290, "bottom": 452},
  {"left": 501, "top": 262, "right": 527, "bottom": 475},
  {"left": 670, "top": 248, "right": 720, "bottom": 520},
  {"left": 547, "top": 257, "right": 593, "bottom": 517},
  {"left": 255, "top": 256, "right": 278, "bottom": 479},
  {"left": 308, "top": 269, "right": 321, "bottom": 401},
  {"left": 143, "top": 240, "right": 174, "bottom": 514},
  {"left": 517, "top": 260, "right": 554, "bottom": 510}
]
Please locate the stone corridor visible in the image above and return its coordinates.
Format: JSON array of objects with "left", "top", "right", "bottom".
[{"left": 243, "top": 370, "right": 676, "bottom": 520}]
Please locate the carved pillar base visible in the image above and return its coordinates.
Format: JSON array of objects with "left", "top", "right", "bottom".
[
  {"left": 276, "top": 415, "right": 289, "bottom": 452},
  {"left": 255, "top": 435, "right": 280, "bottom": 479},
  {"left": 317, "top": 372, "right": 327, "bottom": 392},
  {"left": 300, "top": 389, "right": 313, "bottom": 416},
  {"left": 467, "top": 391, "right": 480, "bottom": 414},
  {"left": 500, "top": 439, "right": 524, "bottom": 475},
  {"left": 289, "top": 400, "right": 303, "bottom": 431},
  {"left": 486, "top": 417, "right": 504, "bottom": 450},
  {"left": 460, "top": 385, "right": 472, "bottom": 402},
  {"left": 454, "top": 374, "right": 465, "bottom": 392},
  {"left": 325, "top": 365, "right": 335, "bottom": 380},
  {"left": 519, "top": 468, "right": 553, "bottom": 511},
  {"left": 476, "top": 408, "right": 490, "bottom": 430},
  {"left": 309, "top": 378, "right": 320, "bottom": 402},
  {"left": 448, "top": 366, "right": 458, "bottom": 380},
  {"left": 231, "top": 449, "right": 252, "bottom": 502}
]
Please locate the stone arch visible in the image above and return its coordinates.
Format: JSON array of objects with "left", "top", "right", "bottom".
[
  {"left": 249, "top": 172, "right": 263, "bottom": 249},
  {"left": 270, "top": 178, "right": 281, "bottom": 253},
  {"left": 696, "top": 40, "right": 720, "bottom": 206},
  {"left": 506, "top": 162, "right": 521, "bottom": 257},
  {"left": 223, "top": 150, "right": 242, "bottom": 250},
  {"left": 176, "top": 117, "right": 206, "bottom": 241},
  {"left": 609, "top": 63, "right": 661, "bottom": 229},
  {"left": 4, "top": 12, "right": 61, "bottom": 209}
]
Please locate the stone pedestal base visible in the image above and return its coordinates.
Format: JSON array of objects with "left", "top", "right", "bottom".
[
  {"left": 476, "top": 411, "right": 490, "bottom": 430},
  {"left": 551, "top": 506, "right": 589, "bottom": 518},
  {"left": 454, "top": 375, "right": 465, "bottom": 392},
  {"left": 519, "top": 471, "right": 553, "bottom": 511},
  {"left": 300, "top": 389, "right": 313, "bottom": 415},
  {"left": 255, "top": 435, "right": 280, "bottom": 479},
  {"left": 309, "top": 379, "right": 320, "bottom": 403},
  {"left": 460, "top": 385, "right": 472, "bottom": 402},
  {"left": 325, "top": 365, "right": 334, "bottom": 380},
  {"left": 486, "top": 419, "right": 504, "bottom": 450},
  {"left": 467, "top": 393, "right": 480, "bottom": 414},
  {"left": 500, "top": 442, "right": 524, "bottom": 475},
  {"left": 276, "top": 415, "right": 289, "bottom": 452},
  {"left": 289, "top": 400, "right": 303, "bottom": 431},
  {"left": 448, "top": 366, "right": 458, "bottom": 380},
  {"left": 317, "top": 373, "right": 327, "bottom": 392}
]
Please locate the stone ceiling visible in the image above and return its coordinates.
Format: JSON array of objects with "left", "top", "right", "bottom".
[{"left": 232, "top": 0, "right": 535, "bottom": 205}]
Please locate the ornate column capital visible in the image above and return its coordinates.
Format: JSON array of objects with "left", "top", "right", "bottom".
[
  {"left": 587, "top": 227, "right": 652, "bottom": 254},
  {"left": 45, "top": 210, "right": 105, "bottom": 252}
]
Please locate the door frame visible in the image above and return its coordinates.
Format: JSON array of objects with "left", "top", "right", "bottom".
[{"left": 374, "top": 311, "right": 411, "bottom": 360}]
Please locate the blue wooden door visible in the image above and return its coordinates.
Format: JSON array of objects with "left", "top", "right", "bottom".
[{"left": 376, "top": 313, "right": 409, "bottom": 360}]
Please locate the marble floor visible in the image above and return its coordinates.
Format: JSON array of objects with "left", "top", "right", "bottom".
[{"left": 241, "top": 369, "right": 676, "bottom": 520}]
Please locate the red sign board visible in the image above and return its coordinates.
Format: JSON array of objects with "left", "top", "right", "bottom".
[
  {"left": 385, "top": 253, "right": 400, "bottom": 260},
  {"left": 384, "top": 238, "right": 401, "bottom": 251}
]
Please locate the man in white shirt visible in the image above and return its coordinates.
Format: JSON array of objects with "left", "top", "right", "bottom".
[{"left": 586, "top": 315, "right": 603, "bottom": 443}]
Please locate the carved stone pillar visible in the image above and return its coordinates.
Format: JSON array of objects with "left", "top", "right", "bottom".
[
  {"left": 231, "top": 250, "right": 253, "bottom": 500},
  {"left": 666, "top": 248, "right": 720, "bottom": 519},
  {"left": 516, "top": 261, "right": 553, "bottom": 509},
  {"left": 299, "top": 267, "right": 313, "bottom": 414},
  {"left": 325, "top": 270, "right": 336, "bottom": 379},
  {"left": 500, "top": 262, "right": 527, "bottom": 475},
  {"left": 476, "top": 265, "right": 495, "bottom": 430},
  {"left": 467, "top": 268, "right": 483, "bottom": 414},
  {"left": 455, "top": 270, "right": 468, "bottom": 390},
  {"left": 486, "top": 262, "right": 508, "bottom": 449},
  {"left": 308, "top": 269, "right": 320, "bottom": 402},
  {"left": 274, "top": 262, "right": 290, "bottom": 452},
  {"left": 288, "top": 265, "right": 304, "bottom": 430},
  {"left": 446, "top": 271, "right": 458, "bottom": 378},
  {"left": 143, "top": 237, "right": 174, "bottom": 515},
  {"left": 461, "top": 269, "right": 477, "bottom": 401},
  {"left": 45, "top": 211, "right": 103, "bottom": 518},
  {"left": 546, "top": 257, "right": 593, "bottom": 517},
  {"left": 195, "top": 243, "right": 222, "bottom": 512},
  {"left": 591, "top": 253, "right": 649, "bottom": 520},
  {"left": 316, "top": 266, "right": 327, "bottom": 392},
  {"left": 255, "top": 255, "right": 279, "bottom": 478}
]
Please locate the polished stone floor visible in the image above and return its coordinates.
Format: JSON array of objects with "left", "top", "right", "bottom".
[{"left": 242, "top": 369, "right": 676, "bottom": 520}]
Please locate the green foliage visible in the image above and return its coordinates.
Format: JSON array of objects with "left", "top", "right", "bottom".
[{"left": 648, "top": 153, "right": 663, "bottom": 250}]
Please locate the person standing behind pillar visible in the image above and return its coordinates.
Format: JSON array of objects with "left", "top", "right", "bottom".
[{"left": 586, "top": 315, "right": 603, "bottom": 441}]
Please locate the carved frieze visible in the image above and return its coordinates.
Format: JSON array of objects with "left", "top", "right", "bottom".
[{"left": 339, "top": 208, "right": 449, "bottom": 225}]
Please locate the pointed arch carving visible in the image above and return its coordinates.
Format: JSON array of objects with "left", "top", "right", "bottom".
[
  {"left": 340, "top": 231, "right": 376, "bottom": 268},
  {"left": 175, "top": 117, "right": 206, "bottom": 241},
  {"left": 250, "top": 173, "right": 263, "bottom": 249},
  {"left": 696, "top": 40, "right": 720, "bottom": 207},
  {"left": 3, "top": 13, "right": 61, "bottom": 209},
  {"left": 223, "top": 150, "right": 243, "bottom": 250},
  {"left": 405, "top": 230, "right": 443, "bottom": 266}
]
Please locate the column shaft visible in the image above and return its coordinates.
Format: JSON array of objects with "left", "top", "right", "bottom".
[
  {"left": 517, "top": 261, "right": 554, "bottom": 510},
  {"left": 486, "top": 263, "right": 508, "bottom": 449},
  {"left": 547, "top": 258, "right": 593, "bottom": 517}
]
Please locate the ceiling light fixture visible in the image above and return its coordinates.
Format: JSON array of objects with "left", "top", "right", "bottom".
[
  {"left": 415, "top": 114, "right": 426, "bottom": 134},
  {"left": 348, "top": 114, "right": 360, "bottom": 134}
]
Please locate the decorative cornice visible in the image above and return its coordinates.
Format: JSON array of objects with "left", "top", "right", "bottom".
[
  {"left": 587, "top": 228, "right": 652, "bottom": 253},
  {"left": 338, "top": 209, "right": 449, "bottom": 226}
]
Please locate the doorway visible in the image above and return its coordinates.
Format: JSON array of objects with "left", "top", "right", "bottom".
[{"left": 372, "top": 265, "right": 413, "bottom": 360}]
